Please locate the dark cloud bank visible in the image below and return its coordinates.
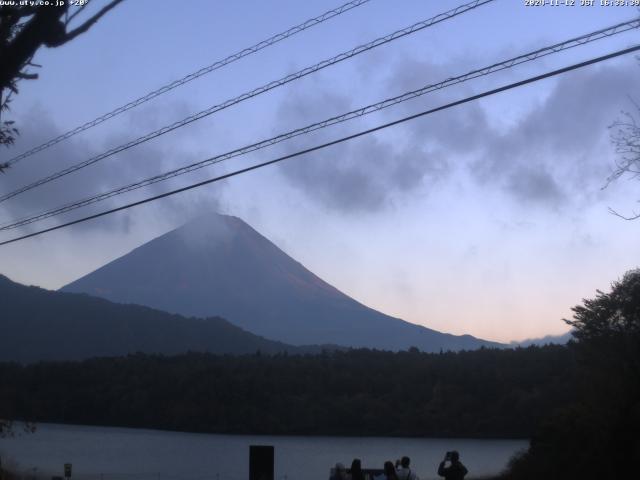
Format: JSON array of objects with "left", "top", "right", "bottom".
[
  {"left": 0, "top": 104, "right": 222, "bottom": 236},
  {"left": 273, "top": 57, "right": 638, "bottom": 214},
  {"left": 1, "top": 57, "right": 636, "bottom": 237}
]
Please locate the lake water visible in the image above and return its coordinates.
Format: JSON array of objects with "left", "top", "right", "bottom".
[{"left": 0, "top": 424, "right": 527, "bottom": 480}]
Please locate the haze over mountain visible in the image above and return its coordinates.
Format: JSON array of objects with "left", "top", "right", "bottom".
[
  {"left": 62, "top": 213, "right": 503, "bottom": 352},
  {"left": 512, "top": 332, "right": 573, "bottom": 347},
  {"left": 0, "top": 274, "right": 305, "bottom": 363}
]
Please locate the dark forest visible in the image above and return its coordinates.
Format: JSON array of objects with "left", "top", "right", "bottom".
[{"left": 0, "top": 345, "right": 573, "bottom": 438}]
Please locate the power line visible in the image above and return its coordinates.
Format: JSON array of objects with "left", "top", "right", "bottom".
[
  {"left": 2, "top": 43, "right": 638, "bottom": 247},
  {"left": 0, "top": 0, "right": 496, "bottom": 204},
  {"left": 2, "top": 0, "right": 372, "bottom": 167},
  {"left": 2, "top": 17, "right": 638, "bottom": 232}
]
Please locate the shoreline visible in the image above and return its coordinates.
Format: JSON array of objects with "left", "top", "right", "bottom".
[
  {"left": 8, "top": 421, "right": 530, "bottom": 442},
  {"left": 0, "top": 423, "right": 526, "bottom": 480}
]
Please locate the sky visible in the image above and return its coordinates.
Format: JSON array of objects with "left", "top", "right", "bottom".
[{"left": 0, "top": 0, "right": 639, "bottom": 343}]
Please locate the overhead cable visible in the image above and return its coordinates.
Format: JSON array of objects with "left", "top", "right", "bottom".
[
  {"left": 2, "top": 17, "right": 638, "bottom": 232},
  {"left": 1, "top": 43, "right": 638, "bottom": 247},
  {"left": 0, "top": 0, "right": 496, "bottom": 204},
  {"left": 2, "top": 0, "right": 372, "bottom": 167}
]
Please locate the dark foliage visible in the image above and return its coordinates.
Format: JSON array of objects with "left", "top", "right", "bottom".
[
  {"left": 501, "top": 270, "right": 640, "bottom": 480},
  {"left": 0, "top": 345, "right": 574, "bottom": 439}
]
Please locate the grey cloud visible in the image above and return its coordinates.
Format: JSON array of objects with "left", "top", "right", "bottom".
[
  {"left": 516, "top": 67, "right": 631, "bottom": 153},
  {"left": 273, "top": 84, "right": 449, "bottom": 213},
  {"left": 282, "top": 136, "right": 446, "bottom": 212},
  {"left": 475, "top": 62, "right": 638, "bottom": 205},
  {"left": 270, "top": 53, "right": 506, "bottom": 213},
  {"left": 385, "top": 55, "right": 495, "bottom": 153},
  {"left": 0, "top": 104, "right": 222, "bottom": 237},
  {"left": 388, "top": 56, "right": 639, "bottom": 207},
  {"left": 505, "top": 166, "right": 566, "bottom": 207}
]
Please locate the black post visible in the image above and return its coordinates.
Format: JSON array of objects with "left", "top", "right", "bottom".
[{"left": 249, "top": 445, "right": 274, "bottom": 480}]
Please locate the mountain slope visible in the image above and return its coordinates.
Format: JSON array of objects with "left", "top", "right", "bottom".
[
  {"left": 0, "top": 274, "right": 303, "bottom": 363},
  {"left": 62, "top": 213, "right": 503, "bottom": 352}
]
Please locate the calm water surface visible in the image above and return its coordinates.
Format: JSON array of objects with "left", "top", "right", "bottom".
[{"left": 0, "top": 424, "right": 527, "bottom": 480}]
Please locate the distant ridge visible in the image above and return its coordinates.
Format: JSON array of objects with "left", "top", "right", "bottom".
[
  {"left": 512, "top": 332, "right": 573, "bottom": 347},
  {"left": 62, "top": 213, "right": 504, "bottom": 352},
  {"left": 0, "top": 274, "right": 313, "bottom": 363}
]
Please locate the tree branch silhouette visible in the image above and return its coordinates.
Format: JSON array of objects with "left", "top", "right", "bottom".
[{"left": 0, "top": 1, "right": 124, "bottom": 171}]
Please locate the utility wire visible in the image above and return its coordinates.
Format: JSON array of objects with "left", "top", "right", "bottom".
[
  {"left": 1, "top": 44, "right": 638, "bottom": 247},
  {"left": 2, "top": 0, "right": 372, "bottom": 167},
  {"left": 2, "top": 17, "right": 638, "bottom": 232},
  {"left": 0, "top": 0, "right": 496, "bottom": 204}
]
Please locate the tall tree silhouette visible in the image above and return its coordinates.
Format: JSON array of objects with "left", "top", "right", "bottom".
[{"left": 502, "top": 270, "right": 640, "bottom": 480}]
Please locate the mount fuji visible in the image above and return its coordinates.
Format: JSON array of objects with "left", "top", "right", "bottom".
[{"left": 62, "top": 213, "right": 503, "bottom": 352}]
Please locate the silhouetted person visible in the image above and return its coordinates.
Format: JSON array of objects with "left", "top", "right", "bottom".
[
  {"left": 332, "top": 463, "right": 348, "bottom": 480},
  {"left": 396, "top": 456, "right": 419, "bottom": 480},
  {"left": 384, "top": 461, "right": 399, "bottom": 480},
  {"left": 437, "top": 451, "right": 467, "bottom": 480},
  {"left": 350, "top": 458, "right": 365, "bottom": 480}
]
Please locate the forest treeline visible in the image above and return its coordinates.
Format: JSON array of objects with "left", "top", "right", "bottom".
[{"left": 0, "top": 345, "right": 574, "bottom": 438}]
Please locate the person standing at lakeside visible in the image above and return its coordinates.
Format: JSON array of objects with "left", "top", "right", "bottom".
[
  {"left": 384, "top": 461, "right": 399, "bottom": 480},
  {"left": 349, "top": 459, "right": 366, "bottom": 480},
  {"left": 331, "top": 463, "right": 348, "bottom": 480},
  {"left": 396, "top": 456, "right": 419, "bottom": 480},
  {"left": 437, "top": 451, "right": 468, "bottom": 480}
]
